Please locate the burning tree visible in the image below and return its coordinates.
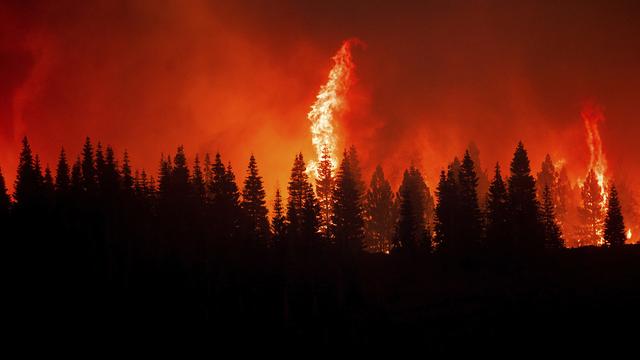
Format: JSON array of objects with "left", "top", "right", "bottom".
[{"left": 578, "top": 169, "right": 606, "bottom": 246}]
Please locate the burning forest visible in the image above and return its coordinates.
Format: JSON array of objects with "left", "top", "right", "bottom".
[{"left": 2, "top": 0, "right": 640, "bottom": 351}]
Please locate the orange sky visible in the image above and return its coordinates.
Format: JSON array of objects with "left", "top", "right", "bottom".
[{"left": 1, "top": 0, "right": 639, "bottom": 202}]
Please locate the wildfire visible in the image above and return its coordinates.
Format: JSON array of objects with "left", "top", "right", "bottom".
[
  {"left": 307, "top": 39, "right": 358, "bottom": 177},
  {"left": 581, "top": 104, "right": 609, "bottom": 245},
  {"left": 627, "top": 229, "right": 632, "bottom": 240}
]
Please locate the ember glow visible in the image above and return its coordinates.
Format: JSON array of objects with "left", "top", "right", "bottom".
[{"left": 307, "top": 39, "right": 358, "bottom": 177}]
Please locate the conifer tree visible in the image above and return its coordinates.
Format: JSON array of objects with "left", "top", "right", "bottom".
[
  {"left": 14, "top": 137, "right": 40, "bottom": 209},
  {"left": 458, "top": 150, "right": 482, "bottom": 247},
  {"left": 541, "top": 185, "right": 563, "bottom": 249},
  {"left": 95, "top": 142, "right": 105, "bottom": 188},
  {"left": 536, "top": 154, "right": 558, "bottom": 203},
  {"left": 468, "top": 141, "right": 490, "bottom": 207},
  {"left": 507, "top": 142, "right": 543, "bottom": 251},
  {"left": 316, "top": 145, "right": 335, "bottom": 241},
  {"left": 286, "top": 153, "right": 318, "bottom": 242},
  {"left": 364, "top": 165, "right": 396, "bottom": 253},
  {"left": 272, "top": 188, "right": 286, "bottom": 246},
  {"left": 81, "top": 137, "right": 97, "bottom": 193},
  {"left": 0, "top": 167, "right": 10, "bottom": 217},
  {"left": 394, "top": 166, "right": 430, "bottom": 253},
  {"left": 55, "top": 148, "right": 71, "bottom": 193},
  {"left": 101, "top": 146, "right": 120, "bottom": 194},
  {"left": 331, "top": 150, "right": 365, "bottom": 254},
  {"left": 121, "top": 150, "right": 134, "bottom": 193},
  {"left": 242, "top": 155, "right": 270, "bottom": 245},
  {"left": 603, "top": 184, "right": 626, "bottom": 247},
  {"left": 192, "top": 154, "right": 205, "bottom": 201},
  {"left": 43, "top": 165, "right": 54, "bottom": 202},
  {"left": 578, "top": 169, "right": 605, "bottom": 246},
  {"left": 171, "top": 146, "right": 191, "bottom": 196},
  {"left": 485, "top": 163, "right": 510, "bottom": 249},
  {"left": 70, "top": 157, "right": 83, "bottom": 195},
  {"left": 434, "top": 165, "right": 460, "bottom": 252}
]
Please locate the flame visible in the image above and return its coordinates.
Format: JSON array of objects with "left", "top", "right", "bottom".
[
  {"left": 627, "top": 228, "right": 632, "bottom": 240},
  {"left": 307, "top": 39, "right": 358, "bottom": 177},
  {"left": 581, "top": 104, "right": 609, "bottom": 245}
]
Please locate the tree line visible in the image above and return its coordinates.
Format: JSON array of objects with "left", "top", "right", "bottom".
[{"left": 0, "top": 137, "right": 628, "bottom": 264}]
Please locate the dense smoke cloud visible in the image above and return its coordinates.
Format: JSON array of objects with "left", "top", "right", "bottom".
[{"left": 1, "top": 0, "right": 639, "bottom": 197}]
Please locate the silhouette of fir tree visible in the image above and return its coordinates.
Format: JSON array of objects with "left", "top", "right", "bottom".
[
  {"left": 70, "top": 157, "right": 83, "bottom": 195},
  {"left": 457, "top": 150, "right": 482, "bottom": 249},
  {"left": 331, "top": 149, "right": 365, "bottom": 255},
  {"left": 394, "top": 166, "right": 431, "bottom": 253},
  {"left": 506, "top": 142, "right": 544, "bottom": 251},
  {"left": 286, "top": 153, "right": 319, "bottom": 249},
  {"left": 603, "top": 184, "right": 626, "bottom": 247},
  {"left": 192, "top": 154, "right": 205, "bottom": 202},
  {"left": 485, "top": 163, "right": 510, "bottom": 250},
  {"left": 316, "top": 145, "right": 335, "bottom": 241},
  {"left": 434, "top": 165, "right": 460, "bottom": 252},
  {"left": 100, "top": 146, "right": 121, "bottom": 195},
  {"left": 14, "top": 137, "right": 41, "bottom": 212},
  {"left": 95, "top": 142, "right": 105, "bottom": 188},
  {"left": 242, "top": 155, "right": 271, "bottom": 247},
  {"left": 468, "top": 141, "right": 490, "bottom": 207},
  {"left": 81, "top": 137, "right": 97, "bottom": 194},
  {"left": 0, "top": 166, "right": 10, "bottom": 218},
  {"left": 536, "top": 154, "right": 558, "bottom": 203},
  {"left": 55, "top": 148, "right": 71, "bottom": 194},
  {"left": 121, "top": 150, "right": 134, "bottom": 193},
  {"left": 271, "top": 188, "right": 286, "bottom": 247},
  {"left": 541, "top": 185, "right": 564, "bottom": 249},
  {"left": 364, "top": 165, "right": 396, "bottom": 253}
]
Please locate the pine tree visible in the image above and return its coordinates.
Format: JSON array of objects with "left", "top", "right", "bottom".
[
  {"left": 603, "top": 184, "right": 626, "bottom": 247},
  {"left": 81, "top": 137, "right": 97, "bottom": 193},
  {"left": 272, "top": 188, "right": 286, "bottom": 246},
  {"left": 55, "top": 148, "right": 71, "bottom": 193},
  {"left": 122, "top": 150, "right": 134, "bottom": 193},
  {"left": 434, "top": 164, "right": 460, "bottom": 252},
  {"left": 192, "top": 154, "right": 205, "bottom": 201},
  {"left": 242, "top": 155, "right": 270, "bottom": 245},
  {"left": 507, "top": 142, "right": 543, "bottom": 251},
  {"left": 556, "top": 165, "right": 575, "bottom": 245},
  {"left": 0, "top": 167, "right": 11, "bottom": 217},
  {"left": 316, "top": 145, "right": 335, "bottom": 241},
  {"left": 286, "top": 153, "right": 318, "bottom": 243},
  {"left": 331, "top": 150, "right": 365, "bottom": 254},
  {"left": 43, "top": 165, "right": 54, "bottom": 202},
  {"left": 536, "top": 154, "right": 558, "bottom": 203},
  {"left": 101, "top": 146, "right": 120, "bottom": 194},
  {"left": 541, "top": 185, "right": 563, "bottom": 249},
  {"left": 578, "top": 169, "right": 605, "bottom": 246},
  {"left": 158, "top": 154, "right": 172, "bottom": 199},
  {"left": 70, "top": 157, "right": 83, "bottom": 195},
  {"left": 14, "top": 137, "right": 40, "bottom": 209},
  {"left": 364, "top": 165, "right": 396, "bottom": 253},
  {"left": 95, "top": 142, "right": 105, "bottom": 188},
  {"left": 458, "top": 150, "right": 482, "bottom": 247},
  {"left": 485, "top": 163, "right": 510, "bottom": 250},
  {"left": 468, "top": 141, "right": 490, "bottom": 207},
  {"left": 394, "top": 166, "right": 430, "bottom": 253}
]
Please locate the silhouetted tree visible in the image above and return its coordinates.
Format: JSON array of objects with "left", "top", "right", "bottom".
[
  {"left": 316, "top": 145, "right": 335, "bottom": 241},
  {"left": 468, "top": 141, "right": 490, "bottom": 207},
  {"left": 121, "top": 150, "right": 134, "bottom": 193},
  {"left": 81, "top": 137, "right": 97, "bottom": 193},
  {"left": 192, "top": 154, "right": 205, "bottom": 202},
  {"left": 364, "top": 165, "right": 396, "bottom": 253},
  {"left": 0, "top": 167, "right": 10, "bottom": 218},
  {"left": 55, "top": 148, "right": 71, "bottom": 194},
  {"left": 485, "top": 163, "right": 510, "bottom": 250},
  {"left": 286, "top": 153, "right": 318, "bottom": 246},
  {"left": 394, "top": 166, "right": 430, "bottom": 253},
  {"left": 603, "top": 184, "right": 626, "bottom": 247},
  {"left": 556, "top": 165, "right": 577, "bottom": 245},
  {"left": 242, "top": 155, "right": 270, "bottom": 246},
  {"left": 536, "top": 154, "right": 558, "bottom": 203},
  {"left": 434, "top": 165, "right": 460, "bottom": 252},
  {"left": 272, "top": 188, "right": 286, "bottom": 247},
  {"left": 541, "top": 185, "right": 563, "bottom": 249},
  {"left": 100, "top": 146, "right": 120, "bottom": 195},
  {"left": 457, "top": 150, "right": 482, "bottom": 248},
  {"left": 70, "top": 157, "right": 83, "bottom": 195},
  {"left": 14, "top": 137, "right": 40, "bottom": 211},
  {"left": 331, "top": 150, "right": 365, "bottom": 255},
  {"left": 577, "top": 169, "right": 605, "bottom": 246},
  {"left": 95, "top": 142, "right": 105, "bottom": 188},
  {"left": 43, "top": 165, "right": 54, "bottom": 203},
  {"left": 507, "top": 142, "right": 543, "bottom": 251}
]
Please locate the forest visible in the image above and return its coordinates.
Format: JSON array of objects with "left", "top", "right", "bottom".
[{"left": 3, "top": 136, "right": 639, "bottom": 349}]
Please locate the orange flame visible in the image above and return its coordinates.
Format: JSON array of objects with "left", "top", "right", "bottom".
[
  {"left": 307, "top": 39, "right": 358, "bottom": 177},
  {"left": 627, "top": 228, "right": 632, "bottom": 241},
  {"left": 581, "top": 104, "right": 608, "bottom": 245}
]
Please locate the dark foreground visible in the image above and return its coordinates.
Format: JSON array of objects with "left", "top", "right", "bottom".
[{"left": 11, "top": 242, "right": 639, "bottom": 351}]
